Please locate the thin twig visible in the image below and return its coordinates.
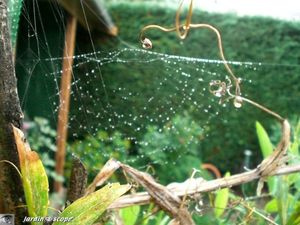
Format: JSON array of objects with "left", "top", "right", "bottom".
[{"left": 241, "top": 97, "right": 284, "bottom": 122}]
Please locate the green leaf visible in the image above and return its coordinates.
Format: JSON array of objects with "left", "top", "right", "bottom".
[
  {"left": 53, "top": 183, "right": 130, "bottom": 225},
  {"left": 120, "top": 205, "right": 140, "bottom": 225},
  {"left": 256, "top": 121, "right": 277, "bottom": 194},
  {"left": 214, "top": 172, "right": 230, "bottom": 218},
  {"left": 287, "top": 202, "right": 300, "bottom": 225},
  {"left": 265, "top": 199, "right": 278, "bottom": 213},
  {"left": 13, "top": 126, "right": 49, "bottom": 225},
  {"left": 256, "top": 121, "right": 273, "bottom": 158},
  {"left": 290, "top": 119, "right": 300, "bottom": 156},
  {"left": 277, "top": 177, "right": 290, "bottom": 225}
]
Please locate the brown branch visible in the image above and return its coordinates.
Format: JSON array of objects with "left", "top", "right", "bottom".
[{"left": 108, "top": 164, "right": 300, "bottom": 209}]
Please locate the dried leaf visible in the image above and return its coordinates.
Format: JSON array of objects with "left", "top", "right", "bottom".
[
  {"left": 85, "top": 158, "right": 120, "bottom": 195},
  {"left": 120, "top": 163, "right": 195, "bottom": 225}
]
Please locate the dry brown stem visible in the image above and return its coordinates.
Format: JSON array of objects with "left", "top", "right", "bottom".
[
  {"left": 108, "top": 163, "right": 300, "bottom": 210},
  {"left": 86, "top": 159, "right": 120, "bottom": 195},
  {"left": 119, "top": 163, "right": 195, "bottom": 225}
]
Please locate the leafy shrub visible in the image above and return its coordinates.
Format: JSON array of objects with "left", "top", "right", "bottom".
[
  {"left": 70, "top": 130, "right": 131, "bottom": 176},
  {"left": 257, "top": 119, "right": 300, "bottom": 224},
  {"left": 138, "top": 113, "right": 204, "bottom": 182},
  {"left": 71, "top": 113, "right": 204, "bottom": 183}
]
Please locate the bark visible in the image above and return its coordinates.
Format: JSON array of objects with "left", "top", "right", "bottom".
[{"left": 0, "top": 0, "right": 26, "bottom": 223}]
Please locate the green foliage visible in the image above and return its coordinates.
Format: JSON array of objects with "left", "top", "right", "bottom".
[
  {"left": 120, "top": 205, "right": 140, "bottom": 225},
  {"left": 71, "top": 113, "right": 203, "bottom": 183},
  {"left": 118, "top": 204, "right": 171, "bottom": 225},
  {"left": 111, "top": 205, "right": 171, "bottom": 225},
  {"left": 139, "top": 113, "right": 203, "bottom": 182},
  {"left": 147, "top": 211, "right": 170, "bottom": 225},
  {"left": 27, "top": 117, "right": 56, "bottom": 152},
  {"left": 258, "top": 120, "right": 300, "bottom": 224},
  {"left": 71, "top": 130, "right": 131, "bottom": 174},
  {"left": 287, "top": 203, "right": 300, "bottom": 225}
]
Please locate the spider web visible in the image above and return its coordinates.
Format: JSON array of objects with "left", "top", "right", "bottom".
[{"left": 12, "top": 0, "right": 300, "bottom": 182}]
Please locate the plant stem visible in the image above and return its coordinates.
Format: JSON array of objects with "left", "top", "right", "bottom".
[{"left": 241, "top": 97, "right": 285, "bottom": 122}]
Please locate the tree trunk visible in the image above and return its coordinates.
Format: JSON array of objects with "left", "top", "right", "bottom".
[{"left": 0, "top": 0, "right": 27, "bottom": 223}]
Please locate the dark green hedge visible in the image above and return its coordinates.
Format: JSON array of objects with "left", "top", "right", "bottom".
[{"left": 16, "top": 1, "right": 300, "bottom": 173}]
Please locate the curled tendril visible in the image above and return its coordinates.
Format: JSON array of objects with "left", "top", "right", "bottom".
[
  {"left": 139, "top": 0, "right": 241, "bottom": 99},
  {"left": 175, "top": 0, "right": 194, "bottom": 39},
  {"left": 208, "top": 76, "right": 243, "bottom": 107},
  {"left": 209, "top": 80, "right": 227, "bottom": 98}
]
